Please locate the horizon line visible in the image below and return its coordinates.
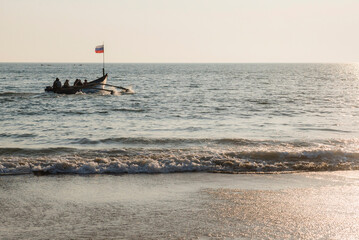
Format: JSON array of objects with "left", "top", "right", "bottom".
[{"left": 1, "top": 61, "right": 358, "bottom": 64}]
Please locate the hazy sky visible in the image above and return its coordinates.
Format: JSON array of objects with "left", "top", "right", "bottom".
[{"left": 1, "top": 0, "right": 358, "bottom": 63}]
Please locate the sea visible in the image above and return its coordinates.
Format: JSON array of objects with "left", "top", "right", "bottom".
[
  {"left": 1, "top": 63, "right": 359, "bottom": 239},
  {"left": 1, "top": 63, "right": 359, "bottom": 175}
]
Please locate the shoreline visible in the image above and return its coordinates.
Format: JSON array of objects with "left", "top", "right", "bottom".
[{"left": 1, "top": 171, "right": 359, "bottom": 239}]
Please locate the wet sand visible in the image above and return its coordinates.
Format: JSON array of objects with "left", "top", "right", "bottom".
[{"left": 1, "top": 172, "right": 359, "bottom": 239}]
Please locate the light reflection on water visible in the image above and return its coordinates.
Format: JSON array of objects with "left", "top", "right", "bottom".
[{"left": 1, "top": 172, "right": 359, "bottom": 239}]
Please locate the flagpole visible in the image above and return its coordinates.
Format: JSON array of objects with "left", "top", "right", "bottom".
[{"left": 103, "top": 42, "right": 105, "bottom": 76}]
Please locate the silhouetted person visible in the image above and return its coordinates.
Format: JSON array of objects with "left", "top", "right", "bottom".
[
  {"left": 83, "top": 80, "right": 88, "bottom": 85},
  {"left": 53, "top": 78, "right": 62, "bottom": 89},
  {"left": 75, "top": 79, "right": 83, "bottom": 86},
  {"left": 63, "top": 79, "right": 70, "bottom": 88}
]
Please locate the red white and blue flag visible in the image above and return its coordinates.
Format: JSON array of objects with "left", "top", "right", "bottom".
[{"left": 95, "top": 45, "right": 104, "bottom": 53}]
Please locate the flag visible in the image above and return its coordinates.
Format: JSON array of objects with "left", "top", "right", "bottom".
[{"left": 95, "top": 45, "right": 104, "bottom": 53}]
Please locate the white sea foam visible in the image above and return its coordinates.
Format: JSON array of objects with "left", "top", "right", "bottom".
[
  {"left": 122, "top": 86, "right": 134, "bottom": 94},
  {"left": 1, "top": 143, "right": 359, "bottom": 175}
]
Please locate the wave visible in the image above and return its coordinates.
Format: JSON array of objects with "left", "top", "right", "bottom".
[
  {"left": 0, "top": 133, "right": 37, "bottom": 138},
  {"left": 0, "top": 147, "right": 76, "bottom": 155},
  {"left": 1, "top": 144, "right": 359, "bottom": 175},
  {"left": 68, "top": 137, "right": 359, "bottom": 151},
  {"left": 297, "top": 127, "right": 352, "bottom": 133},
  {"left": 112, "top": 108, "right": 145, "bottom": 112},
  {"left": 69, "top": 137, "right": 297, "bottom": 146},
  {"left": 0, "top": 92, "right": 37, "bottom": 97},
  {"left": 70, "top": 137, "right": 210, "bottom": 145}
]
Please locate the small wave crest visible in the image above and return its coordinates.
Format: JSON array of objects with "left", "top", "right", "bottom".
[
  {"left": 69, "top": 137, "right": 308, "bottom": 147},
  {"left": 0, "top": 92, "right": 37, "bottom": 97},
  {"left": 0, "top": 147, "right": 75, "bottom": 156},
  {"left": 70, "top": 137, "right": 208, "bottom": 145},
  {"left": 0, "top": 133, "right": 37, "bottom": 138}
]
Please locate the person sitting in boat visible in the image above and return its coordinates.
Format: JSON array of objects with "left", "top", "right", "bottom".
[
  {"left": 53, "top": 78, "right": 62, "bottom": 89},
  {"left": 63, "top": 79, "right": 70, "bottom": 88},
  {"left": 83, "top": 79, "right": 88, "bottom": 85},
  {"left": 77, "top": 79, "right": 83, "bottom": 86},
  {"left": 73, "top": 79, "right": 83, "bottom": 87}
]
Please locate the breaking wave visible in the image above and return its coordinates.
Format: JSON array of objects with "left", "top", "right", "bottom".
[{"left": 1, "top": 138, "right": 359, "bottom": 175}]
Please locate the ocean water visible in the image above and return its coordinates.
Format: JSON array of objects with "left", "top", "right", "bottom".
[{"left": 1, "top": 63, "right": 359, "bottom": 175}]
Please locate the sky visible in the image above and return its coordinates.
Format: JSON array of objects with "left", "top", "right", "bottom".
[{"left": 1, "top": 0, "right": 358, "bottom": 63}]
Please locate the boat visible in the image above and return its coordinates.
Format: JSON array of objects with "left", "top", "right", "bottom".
[
  {"left": 82, "top": 74, "right": 108, "bottom": 93},
  {"left": 44, "top": 44, "right": 131, "bottom": 95},
  {"left": 45, "top": 74, "right": 109, "bottom": 94}
]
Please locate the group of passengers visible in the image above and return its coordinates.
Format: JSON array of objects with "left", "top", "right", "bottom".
[{"left": 52, "top": 78, "right": 88, "bottom": 89}]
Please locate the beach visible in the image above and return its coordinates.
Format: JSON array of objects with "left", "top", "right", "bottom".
[{"left": 1, "top": 171, "right": 359, "bottom": 239}]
